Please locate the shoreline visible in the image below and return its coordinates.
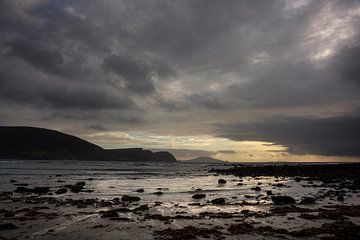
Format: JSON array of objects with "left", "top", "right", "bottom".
[{"left": 1, "top": 162, "right": 360, "bottom": 239}]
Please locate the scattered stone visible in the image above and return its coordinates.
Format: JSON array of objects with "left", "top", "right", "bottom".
[
  {"left": 14, "top": 186, "right": 50, "bottom": 194},
  {"left": 337, "top": 195, "right": 344, "bottom": 201},
  {"left": 300, "top": 197, "right": 315, "bottom": 205},
  {"left": 14, "top": 183, "right": 29, "bottom": 186},
  {"left": 101, "top": 210, "right": 119, "bottom": 218},
  {"left": 273, "top": 183, "right": 287, "bottom": 187},
  {"left": 154, "top": 225, "right": 222, "bottom": 240},
  {"left": 0, "top": 223, "right": 17, "bottom": 231},
  {"left": 271, "top": 195, "right": 296, "bottom": 205},
  {"left": 122, "top": 195, "right": 141, "bottom": 202},
  {"left": 135, "top": 188, "right": 144, "bottom": 193},
  {"left": 227, "top": 222, "right": 254, "bottom": 234},
  {"left": 134, "top": 204, "right": 149, "bottom": 212},
  {"left": 65, "top": 185, "right": 83, "bottom": 193},
  {"left": 153, "top": 191, "right": 164, "bottom": 195},
  {"left": 211, "top": 198, "right": 226, "bottom": 205},
  {"left": 192, "top": 194, "right": 206, "bottom": 199},
  {"left": 75, "top": 181, "right": 86, "bottom": 186},
  {"left": 55, "top": 188, "right": 67, "bottom": 194},
  {"left": 251, "top": 186, "right": 261, "bottom": 191},
  {"left": 266, "top": 190, "right": 273, "bottom": 195},
  {"left": 294, "top": 177, "right": 301, "bottom": 182},
  {"left": 218, "top": 179, "right": 227, "bottom": 184}
]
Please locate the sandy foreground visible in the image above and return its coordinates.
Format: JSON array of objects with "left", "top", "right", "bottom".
[{"left": 1, "top": 163, "right": 360, "bottom": 240}]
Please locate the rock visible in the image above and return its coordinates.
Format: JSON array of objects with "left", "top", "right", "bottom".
[
  {"left": 75, "top": 181, "right": 86, "bottom": 186},
  {"left": 57, "top": 180, "right": 66, "bottom": 183},
  {"left": 192, "top": 194, "right": 206, "bottom": 199},
  {"left": 134, "top": 204, "right": 149, "bottom": 212},
  {"left": 65, "top": 184, "right": 83, "bottom": 193},
  {"left": 271, "top": 195, "right": 296, "bottom": 205},
  {"left": 33, "top": 187, "right": 50, "bottom": 194},
  {"left": 337, "top": 195, "right": 344, "bottom": 201},
  {"left": 294, "top": 177, "right": 301, "bottom": 182},
  {"left": 14, "top": 183, "right": 28, "bottom": 186},
  {"left": 251, "top": 186, "right": 261, "bottom": 191},
  {"left": 237, "top": 183, "right": 244, "bottom": 186},
  {"left": 211, "top": 198, "right": 226, "bottom": 205},
  {"left": 218, "top": 179, "right": 227, "bottom": 184},
  {"left": 300, "top": 197, "right": 315, "bottom": 204},
  {"left": 15, "top": 187, "right": 30, "bottom": 193},
  {"left": 121, "top": 195, "right": 141, "bottom": 202},
  {"left": 273, "top": 183, "right": 286, "bottom": 187},
  {"left": 55, "top": 188, "right": 68, "bottom": 194},
  {"left": 153, "top": 191, "right": 164, "bottom": 195},
  {"left": 135, "top": 188, "right": 144, "bottom": 193},
  {"left": 101, "top": 210, "right": 119, "bottom": 218},
  {"left": 14, "top": 186, "right": 50, "bottom": 194},
  {"left": 9, "top": 179, "right": 17, "bottom": 183},
  {"left": 0, "top": 223, "right": 17, "bottom": 231},
  {"left": 267, "top": 190, "right": 273, "bottom": 195}
]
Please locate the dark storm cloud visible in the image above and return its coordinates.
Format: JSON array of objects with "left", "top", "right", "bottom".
[
  {"left": 333, "top": 43, "right": 360, "bottom": 84},
  {"left": 216, "top": 113, "right": 360, "bottom": 156},
  {"left": 7, "top": 39, "right": 64, "bottom": 75},
  {"left": 102, "top": 55, "right": 155, "bottom": 94},
  {"left": 86, "top": 124, "right": 106, "bottom": 131},
  {"left": 0, "top": 0, "right": 360, "bottom": 158}
]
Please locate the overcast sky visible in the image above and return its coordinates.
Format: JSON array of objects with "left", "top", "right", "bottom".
[{"left": 1, "top": 0, "right": 360, "bottom": 161}]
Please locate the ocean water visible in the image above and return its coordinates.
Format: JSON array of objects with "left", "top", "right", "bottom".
[{"left": 0, "top": 160, "right": 340, "bottom": 208}]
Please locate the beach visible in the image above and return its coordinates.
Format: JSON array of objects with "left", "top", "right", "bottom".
[{"left": 1, "top": 161, "right": 360, "bottom": 240}]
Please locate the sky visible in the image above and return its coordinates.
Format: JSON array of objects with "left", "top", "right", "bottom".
[{"left": 1, "top": 0, "right": 360, "bottom": 162}]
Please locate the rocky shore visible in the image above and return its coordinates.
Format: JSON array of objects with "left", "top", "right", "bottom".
[{"left": 1, "top": 163, "right": 360, "bottom": 239}]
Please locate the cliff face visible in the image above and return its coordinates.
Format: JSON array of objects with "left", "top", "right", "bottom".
[{"left": 0, "top": 126, "right": 177, "bottom": 162}]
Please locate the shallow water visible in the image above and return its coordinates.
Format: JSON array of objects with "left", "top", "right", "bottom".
[{"left": 1, "top": 160, "right": 360, "bottom": 240}]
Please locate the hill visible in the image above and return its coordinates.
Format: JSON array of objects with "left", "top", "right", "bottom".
[{"left": 0, "top": 126, "right": 176, "bottom": 162}]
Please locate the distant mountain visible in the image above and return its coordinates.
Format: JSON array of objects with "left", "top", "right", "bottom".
[
  {"left": 0, "top": 126, "right": 176, "bottom": 162},
  {"left": 182, "top": 156, "right": 228, "bottom": 164}
]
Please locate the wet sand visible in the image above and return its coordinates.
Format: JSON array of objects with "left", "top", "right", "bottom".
[{"left": 1, "top": 162, "right": 360, "bottom": 240}]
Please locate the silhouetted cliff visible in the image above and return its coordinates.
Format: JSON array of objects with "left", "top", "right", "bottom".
[{"left": 0, "top": 126, "right": 177, "bottom": 162}]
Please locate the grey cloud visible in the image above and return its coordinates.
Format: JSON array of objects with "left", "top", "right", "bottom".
[
  {"left": 7, "top": 39, "right": 64, "bottom": 75},
  {"left": 216, "top": 112, "right": 360, "bottom": 156},
  {"left": 86, "top": 124, "right": 106, "bottom": 131},
  {"left": 102, "top": 55, "right": 155, "bottom": 94},
  {"left": 1, "top": 0, "right": 360, "bottom": 159}
]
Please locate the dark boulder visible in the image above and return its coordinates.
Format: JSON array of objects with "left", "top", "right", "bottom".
[
  {"left": 337, "top": 195, "right": 344, "bottom": 201},
  {"left": 101, "top": 210, "right": 119, "bottom": 218},
  {"left": 75, "top": 181, "right": 86, "bottom": 186},
  {"left": 65, "top": 184, "right": 83, "bottom": 193},
  {"left": 211, "top": 198, "right": 226, "bottom": 205},
  {"left": 153, "top": 191, "right": 164, "bottom": 195},
  {"left": 0, "top": 223, "right": 17, "bottom": 231},
  {"left": 251, "top": 186, "right": 261, "bottom": 191},
  {"left": 218, "top": 179, "right": 227, "bottom": 184},
  {"left": 135, "top": 188, "right": 144, "bottom": 193},
  {"left": 300, "top": 197, "right": 316, "bottom": 204},
  {"left": 55, "top": 188, "right": 68, "bottom": 194},
  {"left": 271, "top": 195, "right": 296, "bottom": 205},
  {"left": 121, "top": 195, "right": 140, "bottom": 202},
  {"left": 192, "top": 194, "right": 206, "bottom": 199}
]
